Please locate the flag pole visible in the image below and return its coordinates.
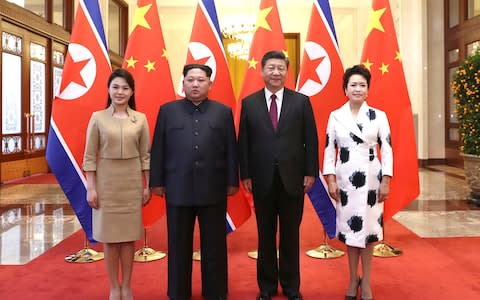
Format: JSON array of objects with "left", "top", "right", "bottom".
[
  {"left": 306, "top": 227, "right": 344, "bottom": 259},
  {"left": 373, "top": 222, "right": 402, "bottom": 257},
  {"left": 65, "top": 234, "right": 104, "bottom": 263},
  {"left": 134, "top": 228, "right": 166, "bottom": 262}
]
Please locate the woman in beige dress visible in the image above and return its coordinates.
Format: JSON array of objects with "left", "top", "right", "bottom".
[{"left": 83, "top": 68, "right": 151, "bottom": 300}]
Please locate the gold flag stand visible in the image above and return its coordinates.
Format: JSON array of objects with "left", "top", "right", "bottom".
[
  {"left": 193, "top": 250, "right": 201, "bottom": 261},
  {"left": 134, "top": 228, "right": 166, "bottom": 262},
  {"left": 65, "top": 235, "right": 104, "bottom": 263},
  {"left": 373, "top": 224, "right": 402, "bottom": 257},
  {"left": 306, "top": 230, "right": 344, "bottom": 259},
  {"left": 373, "top": 241, "right": 402, "bottom": 257},
  {"left": 247, "top": 250, "right": 258, "bottom": 260}
]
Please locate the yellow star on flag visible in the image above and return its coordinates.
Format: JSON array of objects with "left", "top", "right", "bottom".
[
  {"left": 395, "top": 51, "right": 402, "bottom": 62},
  {"left": 362, "top": 59, "right": 373, "bottom": 71},
  {"left": 125, "top": 56, "right": 138, "bottom": 69},
  {"left": 132, "top": 3, "right": 152, "bottom": 31},
  {"left": 366, "top": 7, "right": 386, "bottom": 36},
  {"left": 255, "top": 7, "right": 273, "bottom": 31},
  {"left": 161, "top": 49, "right": 169, "bottom": 59},
  {"left": 144, "top": 60, "right": 156, "bottom": 72},
  {"left": 282, "top": 50, "right": 289, "bottom": 58},
  {"left": 248, "top": 57, "right": 258, "bottom": 69},
  {"left": 379, "top": 63, "right": 389, "bottom": 75}
]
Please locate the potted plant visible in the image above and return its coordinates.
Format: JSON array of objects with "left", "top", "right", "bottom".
[{"left": 451, "top": 48, "right": 480, "bottom": 205}]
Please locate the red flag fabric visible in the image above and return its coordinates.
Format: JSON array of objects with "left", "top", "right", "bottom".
[
  {"left": 237, "top": 0, "right": 294, "bottom": 104},
  {"left": 180, "top": 0, "right": 251, "bottom": 231},
  {"left": 122, "top": 0, "right": 176, "bottom": 227},
  {"left": 46, "top": 0, "right": 111, "bottom": 242},
  {"left": 360, "top": 0, "right": 420, "bottom": 219},
  {"left": 296, "top": 0, "right": 345, "bottom": 239}
]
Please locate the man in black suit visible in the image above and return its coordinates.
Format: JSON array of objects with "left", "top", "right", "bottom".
[
  {"left": 238, "top": 51, "right": 319, "bottom": 300},
  {"left": 150, "top": 64, "right": 238, "bottom": 300}
]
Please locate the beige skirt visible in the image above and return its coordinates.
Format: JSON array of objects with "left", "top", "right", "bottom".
[{"left": 93, "top": 157, "right": 143, "bottom": 243}]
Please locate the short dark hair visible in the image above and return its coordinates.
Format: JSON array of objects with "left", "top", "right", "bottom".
[
  {"left": 106, "top": 68, "right": 136, "bottom": 110},
  {"left": 183, "top": 64, "right": 213, "bottom": 78},
  {"left": 343, "top": 64, "right": 371, "bottom": 90},
  {"left": 261, "top": 50, "right": 289, "bottom": 68}
]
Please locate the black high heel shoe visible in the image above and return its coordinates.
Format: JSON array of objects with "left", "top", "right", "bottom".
[
  {"left": 345, "top": 278, "right": 361, "bottom": 300},
  {"left": 360, "top": 278, "right": 373, "bottom": 300}
]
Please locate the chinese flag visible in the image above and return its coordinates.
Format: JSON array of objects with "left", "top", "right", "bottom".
[
  {"left": 237, "top": 0, "right": 295, "bottom": 106},
  {"left": 296, "top": 0, "right": 345, "bottom": 239},
  {"left": 180, "top": 0, "right": 251, "bottom": 232},
  {"left": 360, "top": 0, "right": 419, "bottom": 220},
  {"left": 122, "top": 0, "right": 176, "bottom": 227}
]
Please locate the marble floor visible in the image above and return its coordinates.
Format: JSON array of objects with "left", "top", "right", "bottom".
[{"left": 0, "top": 165, "right": 479, "bottom": 265}]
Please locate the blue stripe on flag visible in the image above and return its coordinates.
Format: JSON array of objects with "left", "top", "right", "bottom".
[
  {"left": 46, "top": 126, "right": 94, "bottom": 243},
  {"left": 201, "top": 0, "right": 222, "bottom": 41},
  {"left": 83, "top": 0, "right": 107, "bottom": 47},
  {"left": 307, "top": 176, "right": 336, "bottom": 239},
  {"left": 318, "top": 0, "right": 338, "bottom": 42}
]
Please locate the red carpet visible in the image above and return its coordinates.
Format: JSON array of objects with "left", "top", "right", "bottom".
[{"left": 0, "top": 199, "right": 479, "bottom": 299}]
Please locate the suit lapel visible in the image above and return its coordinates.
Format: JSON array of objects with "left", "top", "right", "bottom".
[
  {"left": 253, "top": 90, "right": 275, "bottom": 132},
  {"left": 356, "top": 102, "right": 379, "bottom": 146},
  {"left": 333, "top": 102, "right": 366, "bottom": 142},
  {"left": 277, "top": 89, "right": 292, "bottom": 133}
]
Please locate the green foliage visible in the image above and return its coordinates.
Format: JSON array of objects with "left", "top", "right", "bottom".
[{"left": 452, "top": 48, "right": 480, "bottom": 155}]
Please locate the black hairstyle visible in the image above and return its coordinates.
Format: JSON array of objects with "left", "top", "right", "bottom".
[
  {"left": 261, "top": 50, "right": 290, "bottom": 68},
  {"left": 183, "top": 64, "right": 213, "bottom": 78},
  {"left": 343, "top": 64, "right": 371, "bottom": 90},
  {"left": 106, "top": 68, "right": 136, "bottom": 110}
]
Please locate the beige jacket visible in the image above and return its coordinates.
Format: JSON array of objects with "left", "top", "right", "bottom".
[{"left": 83, "top": 105, "right": 150, "bottom": 171}]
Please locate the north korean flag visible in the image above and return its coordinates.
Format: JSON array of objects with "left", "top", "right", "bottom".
[
  {"left": 46, "top": 0, "right": 112, "bottom": 243},
  {"left": 297, "top": 0, "right": 345, "bottom": 239}
]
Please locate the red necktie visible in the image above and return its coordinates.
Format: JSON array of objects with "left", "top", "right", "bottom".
[{"left": 269, "top": 94, "right": 278, "bottom": 130}]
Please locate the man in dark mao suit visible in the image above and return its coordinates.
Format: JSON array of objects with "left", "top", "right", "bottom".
[
  {"left": 238, "top": 51, "right": 319, "bottom": 300},
  {"left": 150, "top": 64, "right": 238, "bottom": 300}
]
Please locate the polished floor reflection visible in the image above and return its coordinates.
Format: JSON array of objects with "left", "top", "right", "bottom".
[
  {"left": 0, "top": 182, "right": 81, "bottom": 265},
  {"left": 394, "top": 165, "right": 480, "bottom": 237},
  {"left": 0, "top": 165, "right": 478, "bottom": 265}
]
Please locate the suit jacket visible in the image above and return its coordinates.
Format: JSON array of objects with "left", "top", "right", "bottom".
[
  {"left": 149, "top": 99, "right": 238, "bottom": 206},
  {"left": 238, "top": 88, "right": 319, "bottom": 196}
]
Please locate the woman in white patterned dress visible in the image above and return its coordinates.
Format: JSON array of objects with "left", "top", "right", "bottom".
[{"left": 323, "top": 65, "right": 393, "bottom": 300}]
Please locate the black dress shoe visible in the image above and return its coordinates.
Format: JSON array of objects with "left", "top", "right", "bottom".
[
  {"left": 286, "top": 292, "right": 303, "bottom": 300},
  {"left": 206, "top": 297, "right": 227, "bottom": 300},
  {"left": 255, "top": 293, "right": 271, "bottom": 300}
]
